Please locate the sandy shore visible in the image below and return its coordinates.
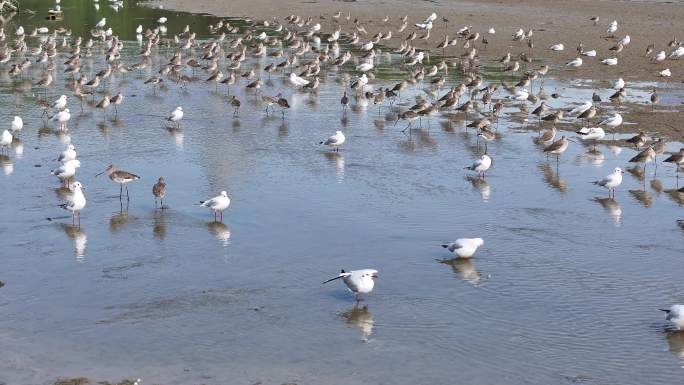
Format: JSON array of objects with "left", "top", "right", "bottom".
[{"left": 153, "top": 0, "right": 684, "bottom": 140}]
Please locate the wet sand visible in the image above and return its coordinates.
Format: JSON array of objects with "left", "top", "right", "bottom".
[{"left": 154, "top": 0, "right": 684, "bottom": 140}]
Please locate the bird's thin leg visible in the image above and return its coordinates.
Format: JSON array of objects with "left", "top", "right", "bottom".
[
  {"left": 126, "top": 185, "right": 130, "bottom": 201},
  {"left": 119, "top": 184, "right": 123, "bottom": 200}
]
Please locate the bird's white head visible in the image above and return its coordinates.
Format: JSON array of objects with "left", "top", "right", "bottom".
[
  {"left": 614, "top": 167, "right": 624, "bottom": 174},
  {"left": 220, "top": 190, "right": 228, "bottom": 197},
  {"left": 474, "top": 238, "right": 484, "bottom": 247},
  {"left": 64, "top": 108, "right": 70, "bottom": 113},
  {"left": 67, "top": 144, "right": 75, "bottom": 150},
  {"left": 72, "top": 181, "right": 83, "bottom": 190},
  {"left": 177, "top": 106, "right": 183, "bottom": 111}
]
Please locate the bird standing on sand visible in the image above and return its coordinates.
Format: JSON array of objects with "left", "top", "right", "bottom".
[
  {"left": 96, "top": 164, "right": 140, "bottom": 201},
  {"left": 323, "top": 269, "right": 379, "bottom": 301},
  {"left": 320, "top": 131, "right": 346, "bottom": 151},
  {"left": 153, "top": 177, "right": 167, "bottom": 209},
  {"left": 200, "top": 191, "right": 231, "bottom": 222},
  {"left": 442, "top": 238, "right": 484, "bottom": 259}
]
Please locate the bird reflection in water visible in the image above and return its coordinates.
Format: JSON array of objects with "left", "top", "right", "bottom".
[
  {"left": 60, "top": 223, "right": 87, "bottom": 258},
  {"left": 466, "top": 176, "right": 490, "bottom": 201},
  {"left": 207, "top": 221, "right": 231, "bottom": 246},
  {"left": 153, "top": 211, "right": 167, "bottom": 240},
  {"left": 0, "top": 154, "right": 13, "bottom": 175},
  {"left": 577, "top": 148, "right": 604, "bottom": 167},
  {"left": 323, "top": 151, "right": 345, "bottom": 183},
  {"left": 650, "top": 179, "right": 664, "bottom": 194},
  {"left": 439, "top": 258, "right": 484, "bottom": 287},
  {"left": 664, "top": 188, "right": 684, "bottom": 206},
  {"left": 593, "top": 197, "right": 622, "bottom": 226},
  {"left": 11, "top": 137, "right": 23, "bottom": 158},
  {"left": 666, "top": 332, "right": 684, "bottom": 366},
  {"left": 538, "top": 163, "right": 567, "bottom": 194},
  {"left": 110, "top": 209, "right": 133, "bottom": 232},
  {"left": 629, "top": 189, "right": 653, "bottom": 208},
  {"left": 340, "top": 305, "right": 374, "bottom": 342}
]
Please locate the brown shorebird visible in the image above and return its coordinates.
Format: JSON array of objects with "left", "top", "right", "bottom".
[
  {"left": 110, "top": 92, "right": 124, "bottom": 116},
  {"left": 396, "top": 110, "right": 419, "bottom": 134},
  {"left": 340, "top": 91, "right": 349, "bottom": 112},
  {"left": 477, "top": 128, "right": 496, "bottom": 153},
  {"left": 650, "top": 88, "right": 659, "bottom": 112},
  {"left": 153, "top": 177, "right": 167, "bottom": 209},
  {"left": 543, "top": 136, "right": 570, "bottom": 163},
  {"left": 629, "top": 146, "right": 656, "bottom": 174},
  {"left": 96, "top": 164, "right": 140, "bottom": 201},
  {"left": 230, "top": 96, "right": 241, "bottom": 116},
  {"left": 531, "top": 101, "right": 549, "bottom": 125},
  {"left": 626, "top": 132, "right": 646, "bottom": 150},
  {"left": 277, "top": 95, "right": 290, "bottom": 118},
  {"left": 537, "top": 126, "right": 556, "bottom": 145}
]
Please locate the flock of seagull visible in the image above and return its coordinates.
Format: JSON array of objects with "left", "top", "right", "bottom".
[{"left": 0, "top": 1, "right": 683, "bottom": 329}]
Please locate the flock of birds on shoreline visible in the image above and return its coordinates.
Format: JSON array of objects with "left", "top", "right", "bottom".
[{"left": 0, "top": 1, "right": 683, "bottom": 329}]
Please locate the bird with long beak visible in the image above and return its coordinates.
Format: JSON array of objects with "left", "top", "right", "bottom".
[{"left": 323, "top": 269, "right": 378, "bottom": 301}]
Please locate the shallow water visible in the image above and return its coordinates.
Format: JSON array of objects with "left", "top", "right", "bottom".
[{"left": 1, "top": 1, "right": 684, "bottom": 385}]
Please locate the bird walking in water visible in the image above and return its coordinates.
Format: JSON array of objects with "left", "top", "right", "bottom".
[
  {"left": 167, "top": 106, "right": 183, "bottom": 128},
  {"left": 200, "top": 191, "right": 231, "bottom": 222},
  {"left": 153, "top": 177, "right": 167, "bottom": 209},
  {"left": 465, "top": 155, "right": 492, "bottom": 178},
  {"left": 59, "top": 181, "right": 86, "bottom": 227},
  {"left": 323, "top": 269, "right": 379, "bottom": 302},
  {"left": 96, "top": 164, "right": 140, "bottom": 201},
  {"left": 340, "top": 91, "right": 349, "bottom": 112}
]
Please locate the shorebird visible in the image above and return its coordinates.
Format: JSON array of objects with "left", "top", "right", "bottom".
[
  {"left": 51, "top": 159, "right": 81, "bottom": 188},
  {"left": 323, "top": 269, "right": 378, "bottom": 301},
  {"left": 650, "top": 88, "right": 659, "bottom": 112},
  {"left": 628, "top": 146, "right": 656, "bottom": 173},
  {"left": 626, "top": 132, "right": 647, "bottom": 150},
  {"left": 59, "top": 181, "right": 86, "bottom": 227},
  {"left": 320, "top": 131, "right": 346, "bottom": 152},
  {"left": 593, "top": 167, "right": 624, "bottom": 197},
  {"left": 543, "top": 136, "right": 570, "bottom": 162},
  {"left": 230, "top": 96, "right": 241, "bottom": 116},
  {"left": 441, "top": 238, "right": 484, "bottom": 259},
  {"left": 153, "top": 177, "right": 167, "bottom": 209},
  {"left": 477, "top": 128, "right": 496, "bottom": 153},
  {"left": 96, "top": 164, "right": 140, "bottom": 201},
  {"left": 340, "top": 91, "right": 349, "bottom": 112},
  {"left": 465, "top": 154, "right": 492, "bottom": 178},
  {"left": 110, "top": 92, "right": 124, "bottom": 116},
  {"left": 167, "top": 106, "right": 184, "bottom": 128},
  {"left": 200, "top": 191, "right": 231, "bottom": 222},
  {"left": 660, "top": 305, "right": 684, "bottom": 330}
]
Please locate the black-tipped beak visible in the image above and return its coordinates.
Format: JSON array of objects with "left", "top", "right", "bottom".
[
  {"left": 372, "top": 273, "right": 379, "bottom": 279},
  {"left": 95, "top": 171, "right": 104, "bottom": 177},
  {"left": 322, "top": 275, "right": 342, "bottom": 284}
]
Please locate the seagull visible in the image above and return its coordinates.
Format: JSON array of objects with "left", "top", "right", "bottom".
[
  {"left": 442, "top": 238, "right": 484, "bottom": 259},
  {"left": 135, "top": 25, "right": 143, "bottom": 34},
  {"left": 323, "top": 269, "right": 379, "bottom": 301},
  {"left": 152, "top": 177, "right": 167, "bottom": 209},
  {"left": 10, "top": 116, "right": 23, "bottom": 133},
  {"left": 53, "top": 94, "right": 68, "bottom": 110},
  {"left": 289, "top": 72, "right": 309, "bottom": 87},
  {"left": 668, "top": 46, "right": 684, "bottom": 59},
  {"left": 660, "top": 305, "right": 684, "bottom": 330},
  {"left": 167, "top": 106, "right": 184, "bottom": 128},
  {"left": 660, "top": 68, "right": 672, "bottom": 77},
  {"left": 606, "top": 20, "right": 618, "bottom": 35},
  {"left": 465, "top": 155, "right": 492, "bottom": 178},
  {"left": 549, "top": 43, "right": 565, "bottom": 51},
  {"left": 601, "top": 58, "right": 618, "bottom": 66},
  {"left": 581, "top": 49, "right": 597, "bottom": 57},
  {"left": 158, "top": 17, "right": 168, "bottom": 24},
  {"left": 57, "top": 144, "right": 77, "bottom": 163},
  {"left": 51, "top": 159, "right": 81, "bottom": 188},
  {"left": 598, "top": 113, "right": 623, "bottom": 131},
  {"left": 320, "top": 131, "right": 346, "bottom": 152},
  {"left": 95, "top": 18, "right": 107, "bottom": 29},
  {"left": 593, "top": 167, "right": 624, "bottom": 197},
  {"left": 200, "top": 191, "right": 231, "bottom": 222},
  {"left": 613, "top": 78, "right": 625, "bottom": 90},
  {"left": 96, "top": 164, "right": 140, "bottom": 201},
  {"left": 0, "top": 130, "right": 13, "bottom": 154},
  {"left": 653, "top": 50, "right": 666, "bottom": 62},
  {"left": 565, "top": 57, "right": 583, "bottom": 67},
  {"left": 59, "top": 181, "right": 86, "bottom": 227},
  {"left": 576, "top": 127, "right": 605, "bottom": 150},
  {"left": 51, "top": 109, "right": 71, "bottom": 131},
  {"left": 569, "top": 101, "right": 593, "bottom": 116}
]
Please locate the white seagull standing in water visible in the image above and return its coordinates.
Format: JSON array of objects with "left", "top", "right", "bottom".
[
  {"left": 51, "top": 109, "right": 71, "bottom": 131},
  {"left": 465, "top": 154, "right": 492, "bottom": 178},
  {"left": 660, "top": 305, "right": 684, "bottom": 330},
  {"left": 59, "top": 181, "right": 86, "bottom": 227},
  {"left": 200, "top": 191, "right": 231, "bottom": 222},
  {"left": 592, "top": 167, "right": 623, "bottom": 197},
  {"left": 320, "top": 131, "right": 346, "bottom": 151},
  {"left": 0, "top": 130, "right": 12, "bottom": 154},
  {"left": 11, "top": 116, "right": 23, "bottom": 133},
  {"left": 57, "top": 144, "right": 77, "bottom": 163},
  {"left": 442, "top": 238, "right": 484, "bottom": 259},
  {"left": 289, "top": 72, "right": 310, "bottom": 87},
  {"left": 598, "top": 113, "right": 623, "bottom": 131},
  {"left": 323, "top": 269, "right": 379, "bottom": 301},
  {"left": 167, "top": 106, "right": 184, "bottom": 128}
]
